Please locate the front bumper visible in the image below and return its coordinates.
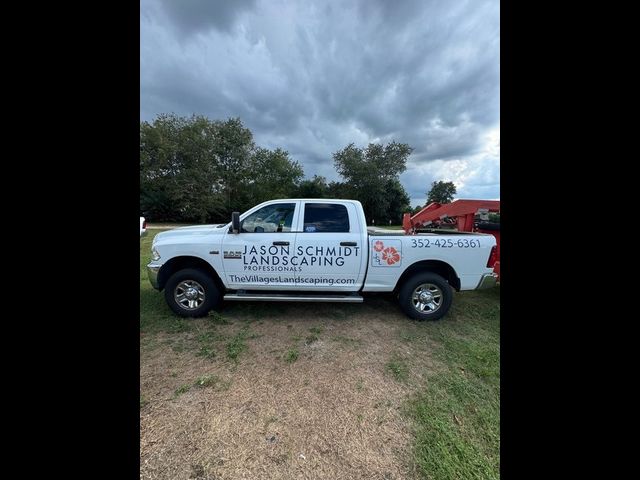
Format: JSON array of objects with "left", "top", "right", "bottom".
[
  {"left": 476, "top": 272, "right": 498, "bottom": 289},
  {"left": 147, "top": 263, "right": 161, "bottom": 289}
]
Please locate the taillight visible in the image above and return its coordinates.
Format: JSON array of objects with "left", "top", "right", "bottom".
[
  {"left": 486, "top": 245, "right": 497, "bottom": 268},
  {"left": 143, "top": 219, "right": 147, "bottom": 229}
]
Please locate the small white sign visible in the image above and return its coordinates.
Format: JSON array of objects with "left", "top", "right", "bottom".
[{"left": 371, "top": 239, "right": 403, "bottom": 267}]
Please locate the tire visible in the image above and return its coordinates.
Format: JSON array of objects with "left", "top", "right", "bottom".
[
  {"left": 398, "top": 272, "right": 453, "bottom": 321},
  {"left": 164, "top": 268, "right": 220, "bottom": 318}
]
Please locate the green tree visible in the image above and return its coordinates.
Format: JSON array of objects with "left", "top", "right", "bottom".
[
  {"left": 385, "top": 179, "right": 412, "bottom": 224},
  {"left": 249, "top": 147, "right": 304, "bottom": 204},
  {"left": 426, "top": 180, "right": 457, "bottom": 204},
  {"left": 295, "top": 175, "right": 329, "bottom": 198},
  {"left": 140, "top": 114, "right": 226, "bottom": 223},
  {"left": 327, "top": 180, "right": 353, "bottom": 199},
  {"left": 333, "top": 141, "right": 412, "bottom": 223},
  {"left": 140, "top": 114, "right": 305, "bottom": 223},
  {"left": 210, "top": 117, "right": 256, "bottom": 218}
]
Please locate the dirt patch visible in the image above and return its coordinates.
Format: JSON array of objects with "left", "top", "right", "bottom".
[{"left": 141, "top": 298, "right": 436, "bottom": 479}]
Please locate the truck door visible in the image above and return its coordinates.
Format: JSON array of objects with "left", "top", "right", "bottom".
[
  {"left": 293, "top": 201, "right": 364, "bottom": 291},
  {"left": 221, "top": 201, "right": 300, "bottom": 290}
]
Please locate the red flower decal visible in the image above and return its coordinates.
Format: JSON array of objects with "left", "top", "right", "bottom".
[
  {"left": 382, "top": 247, "right": 400, "bottom": 265},
  {"left": 374, "top": 240, "right": 384, "bottom": 252}
]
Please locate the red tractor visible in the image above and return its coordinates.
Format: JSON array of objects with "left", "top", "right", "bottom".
[{"left": 402, "top": 199, "right": 500, "bottom": 281}]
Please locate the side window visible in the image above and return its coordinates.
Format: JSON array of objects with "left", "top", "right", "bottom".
[
  {"left": 303, "top": 203, "right": 350, "bottom": 233},
  {"left": 241, "top": 203, "right": 296, "bottom": 233}
]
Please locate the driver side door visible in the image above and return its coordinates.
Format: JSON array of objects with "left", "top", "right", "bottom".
[{"left": 221, "top": 202, "right": 300, "bottom": 290}]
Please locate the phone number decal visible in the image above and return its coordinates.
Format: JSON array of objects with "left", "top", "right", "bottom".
[{"left": 410, "top": 238, "right": 481, "bottom": 248}]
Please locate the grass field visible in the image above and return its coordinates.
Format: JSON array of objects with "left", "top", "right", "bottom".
[{"left": 140, "top": 229, "right": 500, "bottom": 479}]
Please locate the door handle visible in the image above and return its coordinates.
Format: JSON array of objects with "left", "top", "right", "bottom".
[
  {"left": 272, "top": 241, "right": 290, "bottom": 246},
  {"left": 340, "top": 242, "right": 357, "bottom": 246}
]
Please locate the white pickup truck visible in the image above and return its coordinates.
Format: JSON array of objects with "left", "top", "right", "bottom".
[{"left": 147, "top": 199, "right": 498, "bottom": 321}]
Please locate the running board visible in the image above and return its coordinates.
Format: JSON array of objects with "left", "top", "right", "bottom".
[{"left": 224, "top": 293, "right": 363, "bottom": 303}]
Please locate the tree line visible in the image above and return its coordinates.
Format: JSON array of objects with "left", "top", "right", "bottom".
[{"left": 140, "top": 114, "right": 456, "bottom": 224}]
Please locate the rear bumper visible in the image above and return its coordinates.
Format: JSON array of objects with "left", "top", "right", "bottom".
[
  {"left": 476, "top": 272, "right": 498, "bottom": 289},
  {"left": 147, "top": 263, "right": 161, "bottom": 289}
]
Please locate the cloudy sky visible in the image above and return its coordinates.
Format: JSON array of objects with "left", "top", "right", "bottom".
[{"left": 140, "top": 0, "right": 499, "bottom": 206}]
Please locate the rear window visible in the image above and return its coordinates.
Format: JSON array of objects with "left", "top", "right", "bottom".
[{"left": 303, "top": 203, "right": 350, "bottom": 233}]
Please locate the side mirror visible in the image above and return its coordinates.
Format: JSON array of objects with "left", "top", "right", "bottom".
[{"left": 231, "top": 211, "right": 241, "bottom": 234}]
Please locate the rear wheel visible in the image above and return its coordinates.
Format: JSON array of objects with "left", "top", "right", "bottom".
[
  {"left": 164, "top": 268, "right": 220, "bottom": 318},
  {"left": 398, "top": 272, "right": 452, "bottom": 321}
]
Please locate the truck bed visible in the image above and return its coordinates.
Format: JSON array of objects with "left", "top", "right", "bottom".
[{"left": 366, "top": 227, "right": 487, "bottom": 236}]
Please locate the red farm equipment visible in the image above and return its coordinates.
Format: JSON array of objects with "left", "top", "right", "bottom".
[{"left": 402, "top": 199, "right": 501, "bottom": 281}]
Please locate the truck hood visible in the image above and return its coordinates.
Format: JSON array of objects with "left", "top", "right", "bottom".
[
  {"left": 153, "top": 224, "right": 228, "bottom": 244},
  {"left": 173, "top": 224, "right": 226, "bottom": 231}
]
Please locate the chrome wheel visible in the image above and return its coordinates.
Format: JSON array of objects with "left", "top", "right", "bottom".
[
  {"left": 411, "top": 283, "right": 443, "bottom": 314},
  {"left": 174, "top": 280, "right": 206, "bottom": 310}
]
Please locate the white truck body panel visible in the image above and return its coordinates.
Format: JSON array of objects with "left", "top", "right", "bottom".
[{"left": 149, "top": 199, "right": 496, "bottom": 293}]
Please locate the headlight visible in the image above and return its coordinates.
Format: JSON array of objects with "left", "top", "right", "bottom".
[{"left": 151, "top": 247, "right": 161, "bottom": 261}]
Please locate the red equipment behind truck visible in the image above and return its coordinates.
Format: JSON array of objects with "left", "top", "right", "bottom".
[{"left": 402, "top": 199, "right": 500, "bottom": 281}]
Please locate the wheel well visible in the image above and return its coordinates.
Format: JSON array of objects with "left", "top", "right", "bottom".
[
  {"left": 394, "top": 260, "right": 461, "bottom": 293},
  {"left": 157, "top": 256, "right": 225, "bottom": 292}
]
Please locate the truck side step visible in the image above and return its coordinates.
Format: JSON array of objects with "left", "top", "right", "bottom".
[{"left": 224, "top": 293, "right": 364, "bottom": 303}]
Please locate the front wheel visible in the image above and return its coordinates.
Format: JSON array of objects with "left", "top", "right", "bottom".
[
  {"left": 164, "top": 268, "right": 220, "bottom": 318},
  {"left": 398, "top": 272, "right": 453, "bottom": 321}
]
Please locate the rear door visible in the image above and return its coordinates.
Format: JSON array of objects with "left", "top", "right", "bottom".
[
  {"left": 221, "top": 201, "right": 300, "bottom": 290},
  {"left": 293, "top": 201, "right": 364, "bottom": 291}
]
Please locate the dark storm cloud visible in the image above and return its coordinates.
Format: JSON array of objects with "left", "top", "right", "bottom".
[
  {"left": 157, "top": 0, "right": 257, "bottom": 35},
  {"left": 141, "top": 0, "right": 500, "bottom": 203}
]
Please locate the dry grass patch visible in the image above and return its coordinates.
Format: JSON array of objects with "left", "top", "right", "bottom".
[{"left": 140, "top": 301, "right": 433, "bottom": 480}]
